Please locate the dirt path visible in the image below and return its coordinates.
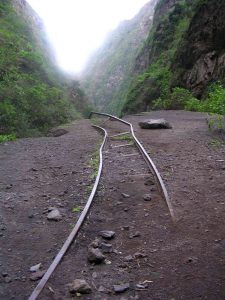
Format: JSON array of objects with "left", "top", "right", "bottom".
[{"left": 0, "top": 111, "right": 225, "bottom": 300}]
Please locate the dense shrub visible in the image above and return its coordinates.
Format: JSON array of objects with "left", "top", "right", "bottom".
[{"left": 0, "top": 1, "right": 79, "bottom": 137}]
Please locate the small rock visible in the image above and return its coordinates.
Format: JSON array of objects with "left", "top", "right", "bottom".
[
  {"left": 92, "top": 272, "right": 97, "bottom": 279},
  {"left": 30, "top": 263, "right": 42, "bottom": 272},
  {"left": 88, "top": 247, "right": 105, "bottom": 264},
  {"left": 30, "top": 270, "right": 46, "bottom": 281},
  {"left": 129, "top": 231, "right": 141, "bottom": 239},
  {"left": 124, "top": 255, "right": 133, "bottom": 262},
  {"left": 139, "top": 119, "right": 172, "bottom": 129},
  {"left": 122, "top": 225, "right": 130, "bottom": 231},
  {"left": 68, "top": 279, "right": 92, "bottom": 294},
  {"left": 98, "top": 285, "right": 109, "bottom": 293},
  {"left": 121, "top": 193, "right": 130, "bottom": 198},
  {"left": 143, "top": 194, "right": 152, "bottom": 201},
  {"left": 144, "top": 179, "right": 155, "bottom": 186},
  {"left": 47, "top": 208, "right": 62, "bottom": 221},
  {"left": 134, "top": 252, "right": 146, "bottom": 259},
  {"left": 100, "top": 242, "right": 113, "bottom": 253},
  {"left": 113, "top": 283, "right": 130, "bottom": 293},
  {"left": 90, "top": 238, "right": 101, "bottom": 248},
  {"left": 4, "top": 276, "right": 12, "bottom": 283},
  {"left": 2, "top": 272, "right": 8, "bottom": 277},
  {"left": 6, "top": 184, "right": 13, "bottom": 190},
  {"left": 28, "top": 214, "right": 34, "bottom": 219},
  {"left": 99, "top": 230, "right": 115, "bottom": 240}
]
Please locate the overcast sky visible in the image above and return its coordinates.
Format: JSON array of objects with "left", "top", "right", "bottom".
[{"left": 26, "top": 0, "right": 150, "bottom": 74}]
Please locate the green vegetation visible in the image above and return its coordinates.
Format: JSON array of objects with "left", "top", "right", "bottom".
[
  {"left": 151, "top": 83, "right": 225, "bottom": 117},
  {"left": 111, "top": 133, "right": 133, "bottom": 142},
  {"left": 208, "top": 139, "right": 225, "bottom": 148},
  {"left": 121, "top": 0, "right": 225, "bottom": 117},
  {"left": 0, "top": 1, "right": 80, "bottom": 137},
  {"left": 72, "top": 206, "right": 82, "bottom": 213},
  {"left": 123, "top": 0, "right": 193, "bottom": 114},
  {"left": 82, "top": 1, "right": 156, "bottom": 115},
  {"left": 89, "top": 149, "right": 100, "bottom": 180},
  {"left": 0, "top": 133, "right": 16, "bottom": 143}
]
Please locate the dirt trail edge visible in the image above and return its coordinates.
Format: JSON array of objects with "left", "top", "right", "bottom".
[{"left": 1, "top": 111, "right": 225, "bottom": 300}]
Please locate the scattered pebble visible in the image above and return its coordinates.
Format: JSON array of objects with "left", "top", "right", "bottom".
[
  {"left": 99, "top": 230, "right": 115, "bottom": 240},
  {"left": 121, "top": 193, "right": 130, "bottom": 198},
  {"left": 113, "top": 283, "right": 130, "bottom": 293},
  {"left": 47, "top": 208, "right": 62, "bottom": 221},
  {"left": 124, "top": 255, "right": 133, "bottom": 262},
  {"left": 88, "top": 247, "right": 105, "bottom": 264},
  {"left": 98, "top": 285, "right": 109, "bottom": 293},
  {"left": 129, "top": 231, "right": 141, "bottom": 239},
  {"left": 30, "top": 263, "right": 42, "bottom": 273},
  {"left": 143, "top": 194, "right": 152, "bottom": 201},
  {"left": 100, "top": 242, "right": 113, "bottom": 253},
  {"left": 30, "top": 270, "right": 46, "bottom": 281},
  {"left": 68, "top": 279, "right": 92, "bottom": 294}
]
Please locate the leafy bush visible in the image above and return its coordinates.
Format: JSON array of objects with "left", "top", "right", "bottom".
[
  {"left": 0, "top": 1, "right": 81, "bottom": 137},
  {"left": 0, "top": 134, "right": 16, "bottom": 143},
  {"left": 202, "top": 83, "right": 225, "bottom": 115}
]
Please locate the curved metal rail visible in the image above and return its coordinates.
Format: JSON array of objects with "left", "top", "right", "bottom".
[
  {"left": 28, "top": 125, "right": 107, "bottom": 300},
  {"left": 90, "top": 111, "right": 175, "bottom": 221}
]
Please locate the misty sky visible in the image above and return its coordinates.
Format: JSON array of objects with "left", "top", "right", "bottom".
[{"left": 26, "top": 0, "right": 150, "bottom": 74}]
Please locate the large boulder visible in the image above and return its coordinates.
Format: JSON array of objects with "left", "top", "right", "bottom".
[{"left": 139, "top": 118, "right": 172, "bottom": 129}]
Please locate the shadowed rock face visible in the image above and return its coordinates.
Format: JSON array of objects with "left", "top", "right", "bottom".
[{"left": 174, "top": 0, "right": 225, "bottom": 97}]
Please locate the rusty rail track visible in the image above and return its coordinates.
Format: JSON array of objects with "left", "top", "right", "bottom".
[
  {"left": 28, "top": 125, "right": 107, "bottom": 300},
  {"left": 90, "top": 111, "right": 175, "bottom": 221},
  {"left": 28, "top": 112, "right": 175, "bottom": 299}
]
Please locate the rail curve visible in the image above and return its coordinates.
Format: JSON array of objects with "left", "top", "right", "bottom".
[
  {"left": 28, "top": 112, "right": 175, "bottom": 299},
  {"left": 28, "top": 125, "right": 107, "bottom": 300},
  {"left": 90, "top": 111, "right": 175, "bottom": 221}
]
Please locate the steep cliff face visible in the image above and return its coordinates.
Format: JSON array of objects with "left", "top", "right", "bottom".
[
  {"left": 81, "top": 0, "right": 158, "bottom": 113},
  {"left": 0, "top": 0, "right": 86, "bottom": 137},
  {"left": 173, "top": 0, "right": 225, "bottom": 97},
  {"left": 11, "top": 0, "right": 57, "bottom": 66},
  {"left": 123, "top": 0, "right": 225, "bottom": 114}
]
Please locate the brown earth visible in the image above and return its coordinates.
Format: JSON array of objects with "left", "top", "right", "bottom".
[{"left": 0, "top": 111, "right": 225, "bottom": 300}]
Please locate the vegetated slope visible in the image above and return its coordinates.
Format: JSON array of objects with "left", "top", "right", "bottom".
[
  {"left": 0, "top": 0, "right": 87, "bottom": 137},
  {"left": 80, "top": 0, "right": 158, "bottom": 114},
  {"left": 123, "top": 0, "right": 225, "bottom": 115}
]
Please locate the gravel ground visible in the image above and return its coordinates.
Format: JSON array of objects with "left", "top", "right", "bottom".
[{"left": 0, "top": 111, "right": 224, "bottom": 300}]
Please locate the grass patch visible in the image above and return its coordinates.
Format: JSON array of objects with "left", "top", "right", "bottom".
[
  {"left": 208, "top": 139, "right": 225, "bottom": 148},
  {"left": 0, "top": 134, "right": 16, "bottom": 143},
  {"left": 111, "top": 133, "right": 133, "bottom": 142},
  {"left": 72, "top": 206, "right": 82, "bottom": 213}
]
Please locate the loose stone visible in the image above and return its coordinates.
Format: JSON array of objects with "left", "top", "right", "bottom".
[
  {"left": 113, "top": 283, "right": 130, "bottom": 293},
  {"left": 47, "top": 208, "right": 62, "bottom": 221},
  {"left": 100, "top": 242, "right": 113, "bottom": 253},
  {"left": 139, "top": 119, "right": 172, "bottom": 129},
  {"left": 88, "top": 247, "right": 105, "bottom": 264},
  {"left": 121, "top": 193, "right": 130, "bottom": 198},
  {"left": 30, "top": 270, "right": 46, "bottom": 281},
  {"left": 68, "top": 279, "right": 92, "bottom": 294},
  {"left": 30, "top": 263, "right": 42, "bottom": 272},
  {"left": 143, "top": 194, "right": 152, "bottom": 201},
  {"left": 99, "top": 230, "right": 115, "bottom": 240}
]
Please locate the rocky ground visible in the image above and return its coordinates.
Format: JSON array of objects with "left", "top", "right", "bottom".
[{"left": 0, "top": 111, "right": 225, "bottom": 300}]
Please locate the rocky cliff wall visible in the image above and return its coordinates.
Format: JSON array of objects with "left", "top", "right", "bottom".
[{"left": 174, "top": 0, "right": 225, "bottom": 97}]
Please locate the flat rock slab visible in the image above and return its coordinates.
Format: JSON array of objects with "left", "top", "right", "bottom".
[{"left": 139, "top": 118, "right": 172, "bottom": 129}]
